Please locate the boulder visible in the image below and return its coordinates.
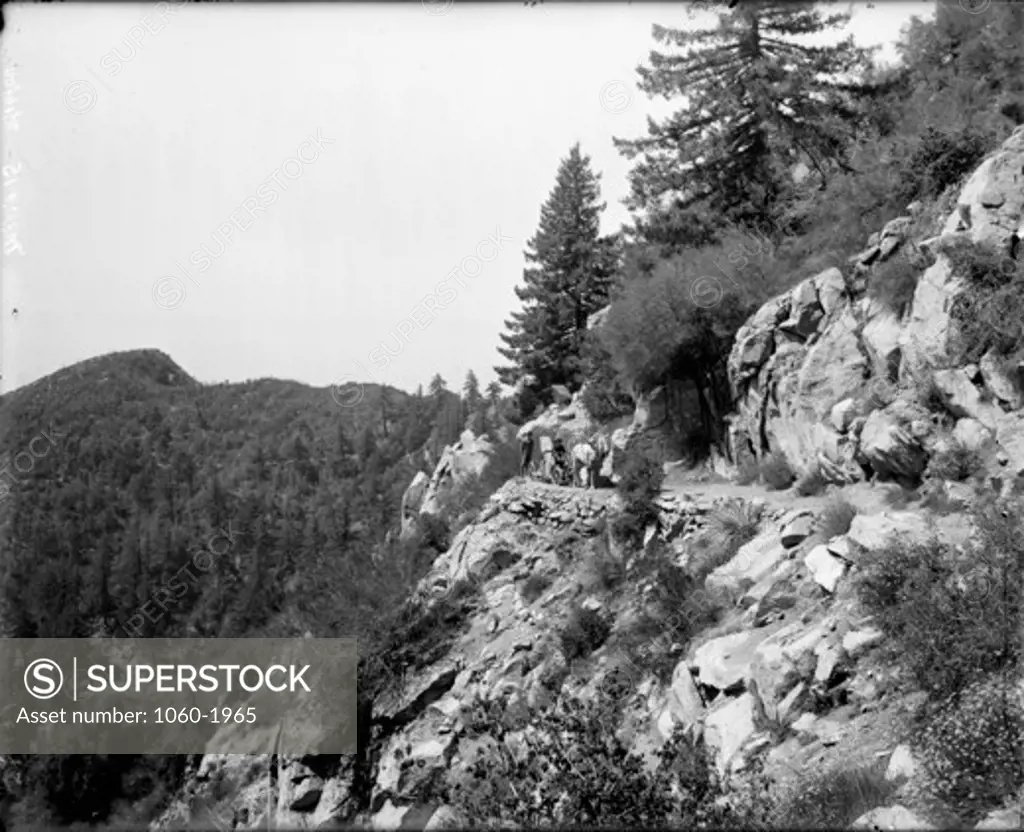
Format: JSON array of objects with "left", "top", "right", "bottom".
[
  {"left": 814, "top": 267, "right": 846, "bottom": 316},
  {"left": 877, "top": 235, "right": 901, "bottom": 261},
  {"left": 847, "top": 511, "right": 929, "bottom": 554},
  {"left": 899, "top": 254, "right": 964, "bottom": 380},
  {"left": 732, "top": 330, "right": 776, "bottom": 384},
  {"left": 728, "top": 296, "right": 790, "bottom": 394},
  {"left": 665, "top": 662, "right": 705, "bottom": 736},
  {"left": 944, "top": 124, "right": 1024, "bottom": 253},
  {"left": 953, "top": 417, "right": 994, "bottom": 452},
  {"left": 399, "top": 471, "right": 431, "bottom": 538},
  {"left": 881, "top": 216, "right": 913, "bottom": 240},
  {"left": 424, "top": 805, "right": 465, "bottom": 830},
  {"left": 791, "top": 712, "right": 818, "bottom": 736},
  {"left": 748, "top": 568, "right": 800, "bottom": 622},
  {"left": 691, "top": 629, "right": 773, "bottom": 693},
  {"left": 795, "top": 307, "right": 870, "bottom": 424},
  {"left": 778, "top": 280, "right": 824, "bottom": 339},
  {"left": 372, "top": 800, "right": 411, "bottom": 830},
  {"left": 980, "top": 351, "right": 1024, "bottom": 409},
  {"left": 932, "top": 368, "right": 1003, "bottom": 430},
  {"left": 852, "top": 805, "right": 935, "bottom": 830},
  {"left": 975, "top": 806, "right": 1022, "bottom": 830},
  {"left": 859, "top": 409, "right": 928, "bottom": 481},
  {"left": 842, "top": 627, "right": 884, "bottom": 659},
  {"left": 750, "top": 639, "right": 802, "bottom": 705},
  {"left": 803, "top": 545, "right": 847, "bottom": 593},
  {"left": 776, "top": 681, "right": 811, "bottom": 723},
  {"left": 813, "top": 642, "right": 848, "bottom": 687},
  {"left": 420, "top": 431, "right": 495, "bottom": 517},
  {"left": 995, "top": 412, "right": 1024, "bottom": 478},
  {"left": 705, "top": 531, "right": 787, "bottom": 595},
  {"left": 704, "top": 692, "right": 758, "bottom": 776},
  {"left": 310, "top": 770, "right": 357, "bottom": 828},
  {"left": 374, "top": 718, "right": 458, "bottom": 805},
  {"left": 861, "top": 300, "right": 903, "bottom": 379},
  {"left": 779, "top": 514, "right": 814, "bottom": 548},
  {"left": 885, "top": 744, "right": 919, "bottom": 783},
  {"left": 826, "top": 535, "right": 854, "bottom": 560},
  {"left": 831, "top": 398, "right": 860, "bottom": 433}
]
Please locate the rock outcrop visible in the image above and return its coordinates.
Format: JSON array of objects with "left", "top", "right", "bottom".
[
  {"left": 399, "top": 430, "right": 497, "bottom": 540},
  {"left": 727, "top": 126, "right": 1024, "bottom": 488}
]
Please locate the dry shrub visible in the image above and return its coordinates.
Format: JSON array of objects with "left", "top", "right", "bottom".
[
  {"left": 854, "top": 501, "right": 1022, "bottom": 702},
  {"left": 759, "top": 454, "right": 795, "bottom": 490},
  {"left": 770, "top": 762, "right": 895, "bottom": 830},
  {"left": 692, "top": 500, "right": 762, "bottom": 580},
  {"left": 794, "top": 464, "right": 827, "bottom": 497},
  {"left": 867, "top": 251, "right": 921, "bottom": 315},
  {"left": 926, "top": 438, "right": 984, "bottom": 482},
  {"left": 817, "top": 495, "right": 857, "bottom": 540},
  {"left": 911, "top": 670, "right": 1024, "bottom": 825},
  {"left": 560, "top": 604, "right": 612, "bottom": 660}
]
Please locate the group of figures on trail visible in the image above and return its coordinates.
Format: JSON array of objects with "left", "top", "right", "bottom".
[{"left": 518, "top": 428, "right": 612, "bottom": 489}]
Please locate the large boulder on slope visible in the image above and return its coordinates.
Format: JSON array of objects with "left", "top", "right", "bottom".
[
  {"left": 420, "top": 430, "right": 496, "bottom": 517},
  {"left": 858, "top": 409, "right": 928, "bottom": 481}
]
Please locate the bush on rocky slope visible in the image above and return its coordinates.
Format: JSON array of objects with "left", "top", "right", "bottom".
[
  {"left": 911, "top": 669, "right": 1024, "bottom": 826},
  {"left": 758, "top": 453, "right": 796, "bottom": 491},
  {"left": 925, "top": 437, "right": 984, "bottom": 482},
  {"left": 610, "top": 433, "right": 666, "bottom": 545},
  {"left": 896, "top": 125, "right": 994, "bottom": 205},
  {"left": 690, "top": 500, "right": 763, "bottom": 580},
  {"left": 361, "top": 578, "right": 483, "bottom": 701},
  {"left": 867, "top": 251, "right": 921, "bottom": 316},
  {"left": 816, "top": 495, "right": 857, "bottom": 540},
  {"left": 854, "top": 500, "right": 1022, "bottom": 703},
  {"left": 559, "top": 604, "right": 612, "bottom": 661},
  {"left": 433, "top": 692, "right": 767, "bottom": 829},
  {"left": 770, "top": 761, "right": 896, "bottom": 830},
  {"left": 947, "top": 240, "right": 1024, "bottom": 368}
]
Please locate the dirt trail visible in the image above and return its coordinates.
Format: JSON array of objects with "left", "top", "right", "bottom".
[{"left": 661, "top": 466, "right": 896, "bottom": 517}]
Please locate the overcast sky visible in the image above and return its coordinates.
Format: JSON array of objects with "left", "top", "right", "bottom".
[{"left": 1, "top": 1, "right": 934, "bottom": 396}]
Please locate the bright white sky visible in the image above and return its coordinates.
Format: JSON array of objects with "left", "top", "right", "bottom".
[{"left": 1, "top": 1, "right": 934, "bottom": 396}]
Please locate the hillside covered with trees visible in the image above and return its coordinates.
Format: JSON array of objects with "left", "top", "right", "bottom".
[{"left": 0, "top": 350, "right": 514, "bottom": 824}]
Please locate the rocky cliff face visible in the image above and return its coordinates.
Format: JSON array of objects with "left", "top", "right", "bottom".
[
  {"left": 154, "top": 129, "right": 1024, "bottom": 832},
  {"left": 728, "top": 125, "right": 1024, "bottom": 491},
  {"left": 155, "top": 470, "right": 1018, "bottom": 830}
]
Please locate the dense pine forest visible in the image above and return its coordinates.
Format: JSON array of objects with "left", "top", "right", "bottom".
[{"left": 0, "top": 351, "right": 509, "bottom": 824}]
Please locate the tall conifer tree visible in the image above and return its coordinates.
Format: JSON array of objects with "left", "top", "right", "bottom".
[
  {"left": 496, "top": 144, "right": 619, "bottom": 394},
  {"left": 616, "top": 1, "right": 874, "bottom": 251}
]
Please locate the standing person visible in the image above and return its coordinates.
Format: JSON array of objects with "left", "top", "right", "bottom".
[
  {"left": 552, "top": 437, "right": 568, "bottom": 485},
  {"left": 519, "top": 428, "right": 535, "bottom": 477}
]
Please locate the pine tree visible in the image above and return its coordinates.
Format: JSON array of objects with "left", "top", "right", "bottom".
[
  {"left": 615, "top": 2, "right": 875, "bottom": 252},
  {"left": 463, "top": 370, "right": 485, "bottom": 435},
  {"left": 428, "top": 373, "right": 448, "bottom": 403},
  {"left": 496, "top": 143, "right": 619, "bottom": 395}
]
